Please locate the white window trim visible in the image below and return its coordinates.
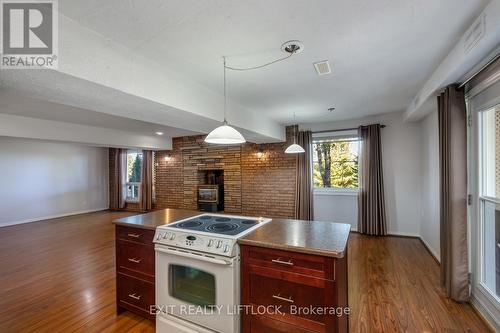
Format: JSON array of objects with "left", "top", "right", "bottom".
[
  {"left": 313, "top": 130, "right": 360, "bottom": 193},
  {"left": 312, "top": 129, "right": 358, "bottom": 139},
  {"left": 314, "top": 188, "right": 359, "bottom": 196},
  {"left": 125, "top": 182, "right": 141, "bottom": 203}
]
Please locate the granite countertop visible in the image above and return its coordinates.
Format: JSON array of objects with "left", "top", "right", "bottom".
[
  {"left": 113, "top": 208, "right": 200, "bottom": 230},
  {"left": 113, "top": 209, "right": 351, "bottom": 258},
  {"left": 238, "top": 218, "right": 351, "bottom": 258}
]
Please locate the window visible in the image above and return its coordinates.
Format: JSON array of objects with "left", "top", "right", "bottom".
[
  {"left": 477, "top": 105, "right": 500, "bottom": 300},
  {"left": 125, "top": 150, "right": 143, "bottom": 202},
  {"left": 313, "top": 134, "right": 359, "bottom": 191}
]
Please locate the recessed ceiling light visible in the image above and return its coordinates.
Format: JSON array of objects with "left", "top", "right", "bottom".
[{"left": 155, "top": 131, "right": 164, "bottom": 136}]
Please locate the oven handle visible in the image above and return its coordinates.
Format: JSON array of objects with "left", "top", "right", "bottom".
[{"left": 155, "top": 246, "right": 233, "bottom": 266}]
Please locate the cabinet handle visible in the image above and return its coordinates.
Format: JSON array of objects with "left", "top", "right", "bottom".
[
  {"left": 272, "top": 258, "right": 294, "bottom": 266},
  {"left": 128, "top": 258, "right": 142, "bottom": 263},
  {"left": 272, "top": 294, "right": 294, "bottom": 303},
  {"left": 128, "top": 293, "right": 142, "bottom": 300},
  {"left": 127, "top": 233, "right": 141, "bottom": 238}
]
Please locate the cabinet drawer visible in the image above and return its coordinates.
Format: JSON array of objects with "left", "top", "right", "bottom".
[
  {"left": 117, "top": 240, "right": 154, "bottom": 276},
  {"left": 116, "top": 225, "right": 154, "bottom": 244},
  {"left": 245, "top": 246, "right": 333, "bottom": 280},
  {"left": 249, "top": 315, "right": 320, "bottom": 333},
  {"left": 250, "top": 274, "right": 331, "bottom": 326},
  {"left": 117, "top": 273, "right": 154, "bottom": 315}
]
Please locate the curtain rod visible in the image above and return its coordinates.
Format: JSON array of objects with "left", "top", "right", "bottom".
[
  {"left": 458, "top": 53, "right": 500, "bottom": 89},
  {"left": 312, "top": 124, "right": 386, "bottom": 134}
]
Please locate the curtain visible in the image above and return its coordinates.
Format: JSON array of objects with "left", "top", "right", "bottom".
[
  {"left": 295, "top": 131, "right": 314, "bottom": 220},
  {"left": 438, "top": 85, "right": 469, "bottom": 302},
  {"left": 357, "top": 124, "right": 387, "bottom": 236},
  {"left": 109, "top": 148, "right": 125, "bottom": 210},
  {"left": 140, "top": 150, "right": 153, "bottom": 212}
]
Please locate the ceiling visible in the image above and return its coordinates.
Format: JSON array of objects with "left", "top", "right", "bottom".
[
  {"left": 0, "top": 0, "right": 492, "bottom": 147},
  {"left": 0, "top": 90, "right": 198, "bottom": 138},
  {"left": 58, "top": 0, "right": 489, "bottom": 123}
]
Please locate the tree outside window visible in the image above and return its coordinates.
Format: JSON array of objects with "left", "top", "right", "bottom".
[
  {"left": 313, "top": 137, "right": 359, "bottom": 189},
  {"left": 126, "top": 151, "right": 143, "bottom": 201}
]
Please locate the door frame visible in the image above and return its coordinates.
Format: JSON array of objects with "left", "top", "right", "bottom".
[{"left": 467, "top": 83, "right": 500, "bottom": 330}]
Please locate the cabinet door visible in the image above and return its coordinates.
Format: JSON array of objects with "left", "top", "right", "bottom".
[
  {"left": 116, "top": 240, "right": 155, "bottom": 276},
  {"left": 249, "top": 274, "right": 330, "bottom": 324},
  {"left": 117, "top": 273, "right": 155, "bottom": 319},
  {"left": 249, "top": 315, "right": 320, "bottom": 333},
  {"left": 116, "top": 225, "right": 155, "bottom": 244}
]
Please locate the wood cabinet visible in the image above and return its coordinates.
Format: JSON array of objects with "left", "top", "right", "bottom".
[
  {"left": 115, "top": 225, "right": 155, "bottom": 321},
  {"left": 241, "top": 245, "right": 348, "bottom": 333}
]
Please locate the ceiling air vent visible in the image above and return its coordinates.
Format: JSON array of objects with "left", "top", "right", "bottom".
[
  {"left": 463, "top": 14, "right": 485, "bottom": 54},
  {"left": 314, "top": 60, "right": 331, "bottom": 75}
]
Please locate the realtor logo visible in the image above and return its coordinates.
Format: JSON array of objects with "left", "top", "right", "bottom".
[{"left": 0, "top": 0, "right": 58, "bottom": 68}]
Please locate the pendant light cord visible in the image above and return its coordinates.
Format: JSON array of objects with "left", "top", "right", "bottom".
[
  {"left": 293, "top": 112, "right": 297, "bottom": 144},
  {"left": 221, "top": 49, "right": 297, "bottom": 124},
  {"left": 223, "top": 56, "right": 227, "bottom": 124},
  {"left": 225, "top": 52, "right": 294, "bottom": 71}
]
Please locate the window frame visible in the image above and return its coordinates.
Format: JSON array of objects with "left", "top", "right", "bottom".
[
  {"left": 312, "top": 130, "right": 360, "bottom": 194},
  {"left": 125, "top": 150, "right": 143, "bottom": 203}
]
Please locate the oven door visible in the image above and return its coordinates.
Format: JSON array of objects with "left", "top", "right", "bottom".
[{"left": 155, "top": 245, "right": 240, "bottom": 333}]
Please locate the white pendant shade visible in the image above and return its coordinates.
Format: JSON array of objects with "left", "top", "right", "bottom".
[
  {"left": 204, "top": 124, "right": 246, "bottom": 144},
  {"left": 285, "top": 143, "right": 305, "bottom": 154}
]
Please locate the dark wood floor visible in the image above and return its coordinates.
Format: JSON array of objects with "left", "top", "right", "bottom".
[{"left": 0, "top": 211, "right": 491, "bottom": 332}]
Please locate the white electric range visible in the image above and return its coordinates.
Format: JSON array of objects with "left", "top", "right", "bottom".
[{"left": 154, "top": 213, "right": 271, "bottom": 333}]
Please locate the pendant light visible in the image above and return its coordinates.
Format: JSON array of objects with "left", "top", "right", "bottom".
[
  {"left": 285, "top": 113, "right": 305, "bottom": 154},
  {"left": 204, "top": 57, "right": 246, "bottom": 145}
]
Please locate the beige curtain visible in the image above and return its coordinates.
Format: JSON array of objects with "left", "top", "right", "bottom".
[
  {"left": 438, "top": 85, "right": 469, "bottom": 302},
  {"left": 295, "top": 131, "right": 314, "bottom": 220},
  {"left": 140, "top": 150, "right": 153, "bottom": 212},
  {"left": 358, "top": 124, "right": 387, "bottom": 236},
  {"left": 109, "top": 148, "right": 125, "bottom": 210}
]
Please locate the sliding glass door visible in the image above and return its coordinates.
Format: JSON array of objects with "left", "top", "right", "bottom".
[
  {"left": 469, "top": 79, "right": 500, "bottom": 326},
  {"left": 478, "top": 105, "right": 500, "bottom": 296}
]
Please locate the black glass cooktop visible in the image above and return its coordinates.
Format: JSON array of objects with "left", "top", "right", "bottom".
[{"left": 170, "top": 215, "right": 260, "bottom": 236}]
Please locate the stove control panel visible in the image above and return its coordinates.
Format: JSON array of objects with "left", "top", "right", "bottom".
[{"left": 154, "top": 229, "right": 237, "bottom": 257}]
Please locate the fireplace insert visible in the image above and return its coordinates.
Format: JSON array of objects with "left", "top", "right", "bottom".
[{"left": 198, "top": 185, "right": 219, "bottom": 203}]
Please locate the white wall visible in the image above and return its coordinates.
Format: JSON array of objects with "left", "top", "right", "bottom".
[
  {"left": 303, "top": 111, "right": 422, "bottom": 236},
  {"left": 0, "top": 137, "right": 109, "bottom": 227},
  {"left": 419, "top": 110, "right": 441, "bottom": 260},
  {"left": 314, "top": 193, "right": 358, "bottom": 230}
]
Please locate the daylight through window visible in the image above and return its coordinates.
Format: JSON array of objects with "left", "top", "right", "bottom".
[
  {"left": 313, "top": 136, "right": 359, "bottom": 190},
  {"left": 126, "top": 150, "right": 143, "bottom": 202}
]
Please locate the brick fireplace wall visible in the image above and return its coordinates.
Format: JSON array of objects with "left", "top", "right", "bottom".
[
  {"left": 154, "top": 127, "right": 297, "bottom": 219},
  {"left": 241, "top": 141, "right": 297, "bottom": 218}
]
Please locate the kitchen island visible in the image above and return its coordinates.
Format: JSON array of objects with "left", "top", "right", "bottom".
[{"left": 113, "top": 209, "right": 350, "bottom": 333}]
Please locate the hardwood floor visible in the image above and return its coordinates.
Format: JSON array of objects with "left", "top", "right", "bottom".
[
  {"left": 0, "top": 211, "right": 155, "bottom": 333},
  {"left": 0, "top": 212, "right": 491, "bottom": 332},
  {"left": 348, "top": 233, "right": 490, "bottom": 332}
]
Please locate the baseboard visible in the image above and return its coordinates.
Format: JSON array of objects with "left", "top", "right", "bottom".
[
  {"left": 470, "top": 293, "right": 500, "bottom": 332},
  {"left": 353, "top": 229, "right": 441, "bottom": 264},
  {"left": 387, "top": 231, "right": 420, "bottom": 237},
  {"left": 0, "top": 207, "right": 110, "bottom": 228}
]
